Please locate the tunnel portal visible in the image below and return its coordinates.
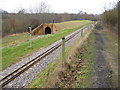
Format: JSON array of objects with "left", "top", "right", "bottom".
[{"left": 45, "top": 27, "right": 51, "bottom": 34}]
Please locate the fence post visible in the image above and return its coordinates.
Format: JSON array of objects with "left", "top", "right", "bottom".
[
  {"left": 81, "top": 29, "right": 83, "bottom": 36},
  {"left": 29, "top": 27, "right": 32, "bottom": 48},
  {"left": 62, "top": 37, "right": 65, "bottom": 65}
]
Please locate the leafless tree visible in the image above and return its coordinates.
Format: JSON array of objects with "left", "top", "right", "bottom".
[
  {"left": 35, "top": 2, "right": 50, "bottom": 13},
  {"left": 18, "top": 9, "right": 26, "bottom": 14},
  {"left": 78, "top": 10, "right": 84, "bottom": 15}
]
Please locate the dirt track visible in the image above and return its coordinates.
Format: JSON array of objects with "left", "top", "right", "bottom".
[{"left": 92, "top": 28, "right": 112, "bottom": 88}]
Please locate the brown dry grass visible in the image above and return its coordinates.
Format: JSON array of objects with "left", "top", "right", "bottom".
[
  {"left": 55, "top": 20, "right": 90, "bottom": 31},
  {"left": 102, "top": 29, "right": 118, "bottom": 88}
]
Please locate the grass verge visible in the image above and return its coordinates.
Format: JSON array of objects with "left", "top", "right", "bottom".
[
  {"left": 102, "top": 29, "right": 118, "bottom": 88},
  {"left": 73, "top": 32, "right": 95, "bottom": 88}
]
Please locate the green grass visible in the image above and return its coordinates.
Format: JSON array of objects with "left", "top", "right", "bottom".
[
  {"left": 2, "top": 20, "right": 92, "bottom": 48},
  {"left": 28, "top": 57, "right": 58, "bottom": 88},
  {"left": 28, "top": 62, "right": 55, "bottom": 88},
  {"left": 2, "top": 32, "right": 38, "bottom": 48},
  {"left": 1, "top": 20, "right": 93, "bottom": 70},
  {"left": 73, "top": 32, "right": 96, "bottom": 88}
]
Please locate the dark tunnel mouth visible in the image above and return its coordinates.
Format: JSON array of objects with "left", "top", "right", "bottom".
[{"left": 45, "top": 27, "right": 51, "bottom": 34}]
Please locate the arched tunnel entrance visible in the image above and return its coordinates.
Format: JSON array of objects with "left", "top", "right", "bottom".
[{"left": 45, "top": 27, "right": 51, "bottom": 34}]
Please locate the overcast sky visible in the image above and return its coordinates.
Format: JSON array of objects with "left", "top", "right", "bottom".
[{"left": 0, "top": 0, "right": 117, "bottom": 14}]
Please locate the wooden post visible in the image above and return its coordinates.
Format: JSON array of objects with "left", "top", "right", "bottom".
[
  {"left": 29, "top": 27, "right": 32, "bottom": 48},
  {"left": 81, "top": 29, "right": 83, "bottom": 36},
  {"left": 62, "top": 37, "right": 65, "bottom": 65}
]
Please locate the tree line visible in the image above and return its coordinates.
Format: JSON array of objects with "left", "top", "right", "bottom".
[
  {"left": 1, "top": 2, "right": 100, "bottom": 37},
  {"left": 2, "top": 12, "right": 99, "bottom": 37},
  {"left": 101, "top": 1, "right": 119, "bottom": 34}
]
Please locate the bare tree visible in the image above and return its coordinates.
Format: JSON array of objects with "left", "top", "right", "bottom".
[
  {"left": 78, "top": 10, "right": 84, "bottom": 14},
  {"left": 18, "top": 9, "right": 26, "bottom": 14},
  {"left": 39, "top": 2, "right": 47, "bottom": 13},
  {"left": 35, "top": 2, "right": 50, "bottom": 13}
]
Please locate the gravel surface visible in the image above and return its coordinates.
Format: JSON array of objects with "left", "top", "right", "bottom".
[
  {"left": 92, "top": 29, "right": 112, "bottom": 88},
  {"left": 1, "top": 24, "right": 92, "bottom": 88}
]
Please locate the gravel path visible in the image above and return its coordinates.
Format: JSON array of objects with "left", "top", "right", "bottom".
[
  {"left": 92, "top": 29, "right": 112, "bottom": 88},
  {"left": 2, "top": 25, "right": 92, "bottom": 88}
]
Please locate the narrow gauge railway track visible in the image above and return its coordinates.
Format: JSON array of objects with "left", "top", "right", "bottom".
[{"left": 0, "top": 24, "right": 92, "bottom": 88}]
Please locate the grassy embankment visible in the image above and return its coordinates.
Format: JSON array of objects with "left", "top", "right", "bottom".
[
  {"left": 28, "top": 24, "right": 95, "bottom": 88},
  {"left": 102, "top": 29, "right": 118, "bottom": 88},
  {"left": 2, "top": 20, "right": 91, "bottom": 48},
  {"left": 1, "top": 20, "right": 93, "bottom": 70}
]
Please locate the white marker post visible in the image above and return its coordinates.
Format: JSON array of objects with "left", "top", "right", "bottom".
[{"left": 29, "top": 27, "right": 32, "bottom": 48}]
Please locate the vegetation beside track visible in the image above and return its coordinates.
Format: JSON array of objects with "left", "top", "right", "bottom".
[
  {"left": 2, "top": 20, "right": 91, "bottom": 48},
  {"left": 1, "top": 20, "right": 93, "bottom": 70},
  {"left": 55, "top": 20, "right": 91, "bottom": 31},
  {"left": 102, "top": 29, "right": 118, "bottom": 88}
]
